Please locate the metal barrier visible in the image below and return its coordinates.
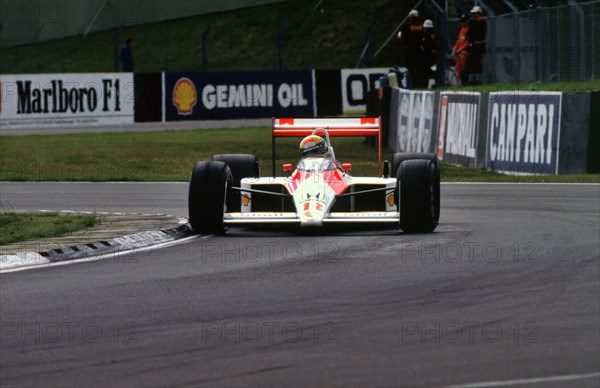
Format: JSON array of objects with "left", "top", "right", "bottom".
[{"left": 485, "top": 1, "right": 599, "bottom": 83}]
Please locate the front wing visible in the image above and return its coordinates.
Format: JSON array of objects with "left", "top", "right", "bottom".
[
  {"left": 223, "top": 211, "right": 400, "bottom": 225},
  {"left": 232, "top": 175, "right": 398, "bottom": 227}
]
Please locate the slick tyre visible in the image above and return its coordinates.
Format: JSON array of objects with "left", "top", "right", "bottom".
[
  {"left": 392, "top": 152, "right": 439, "bottom": 177},
  {"left": 397, "top": 159, "right": 439, "bottom": 233},
  {"left": 212, "top": 154, "right": 259, "bottom": 211},
  {"left": 392, "top": 152, "right": 440, "bottom": 221},
  {"left": 188, "top": 161, "right": 232, "bottom": 234},
  {"left": 212, "top": 154, "right": 259, "bottom": 186}
]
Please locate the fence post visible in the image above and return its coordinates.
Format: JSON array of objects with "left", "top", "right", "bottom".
[
  {"left": 576, "top": 5, "right": 585, "bottom": 81},
  {"left": 514, "top": 13, "right": 520, "bottom": 83},
  {"left": 114, "top": 23, "right": 124, "bottom": 72},
  {"left": 556, "top": 8, "right": 561, "bottom": 81},
  {"left": 355, "top": 20, "right": 380, "bottom": 68},
  {"left": 489, "top": 16, "right": 496, "bottom": 83},
  {"left": 202, "top": 24, "right": 213, "bottom": 72},
  {"left": 432, "top": 12, "right": 446, "bottom": 87},
  {"left": 592, "top": 3, "right": 597, "bottom": 79},
  {"left": 277, "top": 23, "right": 289, "bottom": 70}
]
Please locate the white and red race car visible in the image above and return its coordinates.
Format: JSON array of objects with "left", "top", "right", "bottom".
[{"left": 188, "top": 117, "right": 440, "bottom": 234}]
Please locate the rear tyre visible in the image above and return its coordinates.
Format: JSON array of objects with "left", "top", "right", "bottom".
[
  {"left": 212, "top": 154, "right": 259, "bottom": 211},
  {"left": 397, "top": 159, "right": 439, "bottom": 233},
  {"left": 392, "top": 152, "right": 440, "bottom": 221},
  {"left": 188, "top": 161, "right": 232, "bottom": 234}
]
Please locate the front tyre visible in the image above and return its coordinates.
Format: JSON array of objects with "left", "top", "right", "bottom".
[
  {"left": 397, "top": 159, "right": 439, "bottom": 233},
  {"left": 392, "top": 152, "right": 440, "bottom": 221},
  {"left": 188, "top": 161, "right": 232, "bottom": 234},
  {"left": 212, "top": 154, "right": 259, "bottom": 187},
  {"left": 212, "top": 154, "right": 259, "bottom": 211}
]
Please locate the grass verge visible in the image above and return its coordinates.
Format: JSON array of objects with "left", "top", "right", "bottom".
[
  {"left": 0, "top": 127, "right": 598, "bottom": 182},
  {"left": 443, "top": 80, "right": 600, "bottom": 93},
  {"left": 0, "top": 212, "right": 97, "bottom": 246},
  {"left": 0, "top": 127, "right": 389, "bottom": 180}
]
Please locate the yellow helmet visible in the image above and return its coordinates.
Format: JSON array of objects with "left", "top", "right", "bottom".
[{"left": 299, "top": 135, "right": 329, "bottom": 157}]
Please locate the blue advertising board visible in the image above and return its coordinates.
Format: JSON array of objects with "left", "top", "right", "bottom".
[
  {"left": 165, "top": 71, "right": 315, "bottom": 120},
  {"left": 394, "top": 89, "right": 435, "bottom": 153},
  {"left": 486, "top": 92, "right": 562, "bottom": 174},
  {"left": 437, "top": 92, "right": 481, "bottom": 165}
]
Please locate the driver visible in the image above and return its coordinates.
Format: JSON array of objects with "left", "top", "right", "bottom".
[{"left": 299, "top": 135, "right": 331, "bottom": 158}]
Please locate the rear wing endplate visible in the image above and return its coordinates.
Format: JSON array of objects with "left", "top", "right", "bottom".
[{"left": 271, "top": 117, "right": 382, "bottom": 177}]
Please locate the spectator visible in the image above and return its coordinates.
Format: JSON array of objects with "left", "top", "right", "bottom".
[
  {"left": 397, "top": 9, "right": 426, "bottom": 88},
  {"left": 119, "top": 37, "right": 134, "bottom": 72},
  {"left": 453, "top": 14, "right": 470, "bottom": 85},
  {"left": 465, "top": 6, "right": 487, "bottom": 84},
  {"left": 422, "top": 19, "right": 436, "bottom": 85}
]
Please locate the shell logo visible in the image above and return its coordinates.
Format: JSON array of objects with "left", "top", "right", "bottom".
[
  {"left": 242, "top": 194, "right": 251, "bottom": 207},
  {"left": 387, "top": 192, "right": 395, "bottom": 207},
  {"left": 173, "top": 77, "right": 197, "bottom": 115}
]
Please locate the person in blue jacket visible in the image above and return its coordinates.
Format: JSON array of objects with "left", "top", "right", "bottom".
[{"left": 119, "top": 37, "right": 134, "bottom": 72}]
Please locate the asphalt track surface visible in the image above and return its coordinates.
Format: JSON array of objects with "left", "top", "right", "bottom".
[{"left": 1, "top": 182, "right": 599, "bottom": 387}]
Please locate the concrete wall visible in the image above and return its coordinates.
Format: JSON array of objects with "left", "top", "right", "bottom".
[
  {"left": 588, "top": 92, "right": 600, "bottom": 173},
  {"left": 558, "top": 92, "right": 591, "bottom": 174},
  {"left": 0, "top": 0, "right": 286, "bottom": 48}
]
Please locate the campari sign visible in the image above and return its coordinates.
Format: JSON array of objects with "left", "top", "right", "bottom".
[{"left": 486, "top": 92, "right": 562, "bottom": 174}]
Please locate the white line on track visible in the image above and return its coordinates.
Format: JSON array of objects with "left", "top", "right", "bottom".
[
  {"left": 3, "top": 181, "right": 597, "bottom": 186},
  {"left": 447, "top": 371, "right": 600, "bottom": 388},
  {"left": 0, "top": 234, "right": 210, "bottom": 274},
  {"left": 0, "top": 181, "right": 189, "bottom": 184},
  {"left": 443, "top": 182, "right": 599, "bottom": 186}
]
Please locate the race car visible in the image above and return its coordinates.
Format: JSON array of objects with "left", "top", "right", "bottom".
[{"left": 188, "top": 117, "right": 440, "bottom": 234}]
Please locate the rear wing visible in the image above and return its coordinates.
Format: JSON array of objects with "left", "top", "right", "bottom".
[{"left": 271, "top": 117, "right": 382, "bottom": 177}]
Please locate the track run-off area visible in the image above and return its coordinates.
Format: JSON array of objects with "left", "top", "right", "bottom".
[{"left": 0, "top": 181, "right": 598, "bottom": 387}]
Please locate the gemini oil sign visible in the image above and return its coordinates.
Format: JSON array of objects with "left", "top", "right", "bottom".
[
  {"left": 0, "top": 74, "right": 134, "bottom": 128},
  {"left": 487, "top": 92, "right": 562, "bottom": 174},
  {"left": 165, "top": 71, "right": 315, "bottom": 120}
]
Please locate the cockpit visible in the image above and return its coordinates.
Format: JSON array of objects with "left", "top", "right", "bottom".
[{"left": 297, "top": 157, "right": 338, "bottom": 172}]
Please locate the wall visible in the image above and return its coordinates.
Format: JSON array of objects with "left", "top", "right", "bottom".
[
  {"left": 388, "top": 86, "right": 598, "bottom": 174},
  {"left": 1, "top": 66, "right": 596, "bottom": 175}
]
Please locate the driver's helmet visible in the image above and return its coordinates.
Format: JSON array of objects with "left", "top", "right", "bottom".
[{"left": 299, "top": 135, "right": 329, "bottom": 157}]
